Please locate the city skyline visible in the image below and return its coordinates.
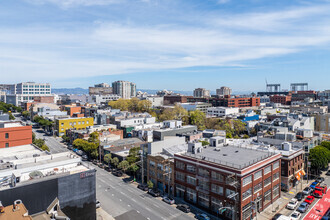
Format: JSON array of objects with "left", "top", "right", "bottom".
[{"left": 1, "top": 0, "right": 330, "bottom": 91}]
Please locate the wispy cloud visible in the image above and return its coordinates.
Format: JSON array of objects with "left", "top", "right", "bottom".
[
  {"left": 1, "top": 1, "right": 330, "bottom": 83},
  {"left": 217, "top": 0, "right": 230, "bottom": 4},
  {"left": 25, "top": 0, "right": 121, "bottom": 8}
]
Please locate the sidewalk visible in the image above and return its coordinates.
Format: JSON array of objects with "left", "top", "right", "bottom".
[
  {"left": 258, "top": 180, "right": 311, "bottom": 220},
  {"left": 97, "top": 208, "right": 115, "bottom": 220}
]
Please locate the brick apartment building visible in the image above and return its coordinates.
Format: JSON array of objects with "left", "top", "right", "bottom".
[
  {"left": 147, "top": 154, "right": 175, "bottom": 196},
  {"left": 291, "top": 91, "right": 317, "bottom": 102},
  {"left": 270, "top": 95, "right": 292, "bottom": 105},
  {"left": 174, "top": 145, "right": 281, "bottom": 220},
  {"left": 210, "top": 97, "right": 260, "bottom": 108},
  {"left": 279, "top": 143, "right": 305, "bottom": 191},
  {"left": 0, "top": 121, "right": 32, "bottom": 148}
]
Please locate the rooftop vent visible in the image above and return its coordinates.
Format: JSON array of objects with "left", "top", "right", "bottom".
[
  {"left": 223, "top": 154, "right": 227, "bottom": 156},
  {"left": 235, "top": 150, "right": 239, "bottom": 153}
]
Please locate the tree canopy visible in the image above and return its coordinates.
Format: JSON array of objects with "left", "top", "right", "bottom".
[
  {"left": 309, "top": 146, "right": 330, "bottom": 170},
  {"left": 108, "top": 98, "right": 152, "bottom": 112}
]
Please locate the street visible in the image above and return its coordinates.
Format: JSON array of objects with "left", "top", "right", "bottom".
[
  {"left": 93, "top": 164, "right": 194, "bottom": 220},
  {"left": 277, "top": 173, "right": 330, "bottom": 219},
  {"left": 33, "top": 128, "right": 69, "bottom": 153}
]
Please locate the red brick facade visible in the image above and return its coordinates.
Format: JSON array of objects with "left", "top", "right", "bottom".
[
  {"left": 0, "top": 124, "right": 32, "bottom": 148},
  {"left": 270, "top": 95, "right": 291, "bottom": 105},
  {"left": 174, "top": 153, "right": 281, "bottom": 220}
]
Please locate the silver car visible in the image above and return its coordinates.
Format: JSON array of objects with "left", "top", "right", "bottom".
[{"left": 297, "top": 202, "right": 309, "bottom": 213}]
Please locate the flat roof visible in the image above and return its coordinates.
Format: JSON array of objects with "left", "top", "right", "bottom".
[
  {"left": 102, "top": 137, "right": 143, "bottom": 147},
  {"left": 0, "top": 121, "right": 25, "bottom": 128},
  {"left": 154, "top": 125, "right": 197, "bottom": 133},
  {"left": 0, "top": 203, "right": 32, "bottom": 220},
  {"left": 182, "top": 145, "right": 276, "bottom": 170}
]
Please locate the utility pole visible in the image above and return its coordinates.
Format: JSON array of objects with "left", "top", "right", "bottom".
[{"left": 141, "top": 146, "right": 145, "bottom": 184}]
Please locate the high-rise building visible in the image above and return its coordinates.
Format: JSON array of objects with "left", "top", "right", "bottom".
[
  {"left": 216, "top": 86, "right": 232, "bottom": 96},
  {"left": 112, "top": 81, "right": 136, "bottom": 99},
  {"left": 193, "top": 88, "right": 210, "bottom": 98}
]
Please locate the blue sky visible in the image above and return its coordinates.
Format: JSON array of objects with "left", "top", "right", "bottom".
[{"left": 1, "top": 0, "right": 330, "bottom": 92}]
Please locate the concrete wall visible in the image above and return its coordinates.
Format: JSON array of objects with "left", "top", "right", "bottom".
[{"left": 0, "top": 170, "right": 96, "bottom": 220}]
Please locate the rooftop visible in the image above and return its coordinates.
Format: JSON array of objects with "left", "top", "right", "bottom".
[
  {"left": 0, "top": 121, "right": 25, "bottom": 128},
  {"left": 0, "top": 203, "right": 32, "bottom": 220},
  {"left": 182, "top": 144, "right": 276, "bottom": 170}
]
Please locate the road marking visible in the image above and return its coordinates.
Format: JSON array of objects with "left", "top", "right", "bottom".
[
  {"left": 289, "top": 191, "right": 295, "bottom": 194},
  {"left": 282, "top": 197, "right": 289, "bottom": 200},
  {"left": 147, "top": 218, "right": 150, "bottom": 220},
  {"left": 154, "top": 204, "right": 160, "bottom": 208},
  {"left": 119, "top": 199, "right": 122, "bottom": 202},
  {"left": 112, "top": 194, "right": 114, "bottom": 196},
  {"left": 132, "top": 199, "right": 136, "bottom": 202},
  {"left": 137, "top": 211, "right": 140, "bottom": 213},
  {"left": 128, "top": 204, "right": 131, "bottom": 207}
]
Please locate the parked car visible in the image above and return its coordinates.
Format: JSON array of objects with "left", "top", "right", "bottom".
[
  {"left": 82, "top": 154, "right": 88, "bottom": 161},
  {"left": 295, "top": 192, "right": 304, "bottom": 201},
  {"left": 76, "top": 150, "right": 83, "bottom": 156},
  {"left": 163, "top": 196, "right": 175, "bottom": 205},
  {"left": 286, "top": 198, "right": 299, "bottom": 210},
  {"left": 176, "top": 204, "right": 190, "bottom": 213},
  {"left": 310, "top": 181, "right": 320, "bottom": 189},
  {"left": 67, "top": 145, "right": 73, "bottom": 150},
  {"left": 304, "top": 195, "right": 315, "bottom": 204},
  {"left": 316, "top": 177, "right": 325, "bottom": 183},
  {"left": 104, "top": 166, "right": 111, "bottom": 172},
  {"left": 195, "top": 213, "right": 210, "bottom": 220},
  {"left": 98, "top": 163, "right": 105, "bottom": 169},
  {"left": 92, "top": 160, "right": 99, "bottom": 165},
  {"left": 137, "top": 184, "right": 149, "bottom": 191},
  {"left": 112, "top": 170, "right": 123, "bottom": 177},
  {"left": 96, "top": 200, "right": 101, "bottom": 209},
  {"left": 302, "top": 187, "right": 313, "bottom": 195},
  {"left": 297, "top": 202, "right": 309, "bottom": 213},
  {"left": 313, "top": 185, "right": 327, "bottom": 198},
  {"left": 326, "top": 170, "right": 330, "bottom": 176},
  {"left": 148, "top": 189, "right": 160, "bottom": 197},
  {"left": 290, "top": 211, "right": 301, "bottom": 220}
]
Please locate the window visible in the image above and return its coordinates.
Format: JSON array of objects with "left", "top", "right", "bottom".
[
  {"left": 73, "top": 122, "right": 76, "bottom": 125},
  {"left": 243, "top": 175, "right": 252, "bottom": 186},
  {"left": 187, "top": 164, "right": 196, "bottom": 173},
  {"left": 211, "top": 184, "right": 223, "bottom": 195},
  {"left": 264, "top": 176, "right": 271, "bottom": 187},
  {"left": 157, "top": 163, "right": 163, "bottom": 171},
  {"left": 61, "top": 128, "right": 64, "bottom": 131},
  {"left": 86, "top": 121, "right": 89, "bottom": 124},
  {"left": 211, "top": 197, "right": 222, "bottom": 212},
  {"left": 273, "top": 172, "right": 279, "bottom": 181},
  {"left": 176, "top": 172, "right": 185, "bottom": 182},
  {"left": 157, "top": 173, "right": 163, "bottom": 180},
  {"left": 61, "top": 123, "right": 64, "bottom": 127},
  {"left": 78, "top": 121, "right": 81, "bottom": 125},
  {"left": 226, "top": 189, "right": 236, "bottom": 199},
  {"left": 264, "top": 189, "right": 271, "bottom": 204},
  {"left": 176, "top": 161, "right": 185, "bottom": 170},
  {"left": 242, "top": 188, "right": 252, "bottom": 200},
  {"left": 5, "top": 133, "right": 9, "bottom": 139},
  {"left": 242, "top": 203, "right": 252, "bottom": 220},
  {"left": 187, "top": 176, "right": 196, "bottom": 185},
  {"left": 273, "top": 161, "right": 280, "bottom": 170},
  {"left": 273, "top": 184, "right": 279, "bottom": 198},
  {"left": 264, "top": 165, "right": 271, "bottom": 174},
  {"left": 198, "top": 180, "right": 209, "bottom": 191},
  {"left": 149, "top": 161, "right": 155, "bottom": 168},
  {"left": 5, "top": 143, "right": 9, "bottom": 148},
  {"left": 254, "top": 170, "right": 262, "bottom": 180},
  {"left": 253, "top": 180, "right": 262, "bottom": 193},
  {"left": 198, "top": 168, "right": 209, "bottom": 177},
  {"left": 69, "top": 122, "right": 72, "bottom": 126},
  {"left": 186, "top": 188, "right": 196, "bottom": 203},
  {"left": 211, "top": 171, "right": 224, "bottom": 182},
  {"left": 198, "top": 193, "right": 209, "bottom": 208},
  {"left": 82, "top": 121, "right": 85, "bottom": 125},
  {"left": 149, "top": 170, "right": 155, "bottom": 177}
]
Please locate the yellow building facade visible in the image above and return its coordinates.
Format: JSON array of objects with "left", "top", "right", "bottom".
[{"left": 56, "top": 117, "right": 94, "bottom": 136}]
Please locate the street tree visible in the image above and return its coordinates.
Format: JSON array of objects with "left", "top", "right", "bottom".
[
  {"left": 104, "top": 153, "right": 112, "bottom": 166},
  {"left": 189, "top": 110, "right": 206, "bottom": 130},
  {"left": 309, "top": 146, "right": 330, "bottom": 170},
  {"left": 118, "top": 160, "right": 130, "bottom": 172},
  {"left": 147, "top": 180, "right": 154, "bottom": 189},
  {"left": 112, "top": 157, "right": 119, "bottom": 168},
  {"left": 320, "top": 141, "right": 330, "bottom": 151}
]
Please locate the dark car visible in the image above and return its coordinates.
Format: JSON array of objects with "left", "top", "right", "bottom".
[
  {"left": 98, "top": 163, "right": 106, "bottom": 169},
  {"left": 92, "top": 160, "right": 99, "bottom": 165},
  {"left": 295, "top": 192, "right": 304, "bottom": 201},
  {"left": 316, "top": 177, "right": 325, "bottom": 183},
  {"left": 148, "top": 189, "right": 160, "bottom": 197},
  {"left": 177, "top": 204, "right": 190, "bottom": 213},
  {"left": 138, "top": 184, "right": 149, "bottom": 191},
  {"left": 326, "top": 170, "right": 330, "bottom": 176},
  {"left": 67, "top": 145, "right": 73, "bottom": 150},
  {"left": 195, "top": 213, "right": 210, "bottom": 220},
  {"left": 272, "top": 214, "right": 283, "bottom": 220},
  {"left": 113, "top": 170, "right": 123, "bottom": 177},
  {"left": 104, "top": 166, "right": 111, "bottom": 172}
]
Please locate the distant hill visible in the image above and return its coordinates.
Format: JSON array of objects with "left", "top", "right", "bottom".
[
  {"left": 52, "top": 88, "right": 88, "bottom": 95},
  {"left": 52, "top": 88, "right": 253, "bottom": 96}
]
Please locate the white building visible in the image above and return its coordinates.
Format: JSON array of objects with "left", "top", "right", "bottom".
[
  {"left": 193, "top": 88, "right": 210, "bottom": 98},
  {"left": 92, "top": 94, "right": 121, "bottom": 105},
  {"left": 146, "top": 96, "right": 164, "bottom": 108},
  {"left": 207, "top": 107, "right": 239, "bottom": 117}
]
